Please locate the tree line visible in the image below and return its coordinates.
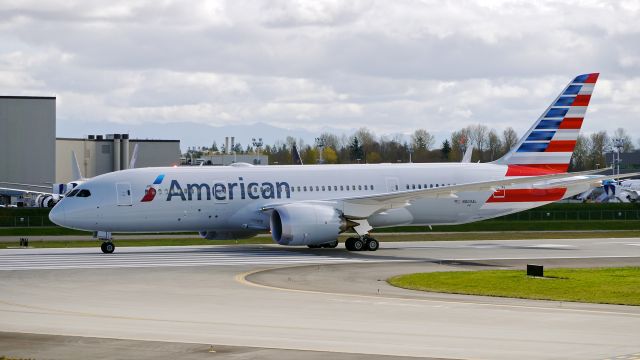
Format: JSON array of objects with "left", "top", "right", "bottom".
[{"left": 186, "top": 126, "right": 636, "bottom": 171}]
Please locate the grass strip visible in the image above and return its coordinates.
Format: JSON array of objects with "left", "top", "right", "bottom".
[
  {"left": 3, "top": 230, "right": 640, "bottom": 249},
  {"left": 388, "top": 267, "right": 640, "bottom": 306}
]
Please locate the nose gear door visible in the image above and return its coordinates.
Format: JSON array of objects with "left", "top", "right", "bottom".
[{"left": 116, "top": 183, "right": 132, "bottom": 206}]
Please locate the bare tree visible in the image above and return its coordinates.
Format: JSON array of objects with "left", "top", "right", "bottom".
[
  {"left": 502, "top": 127, "right": 518, "bottom": 153},
  {"left": 487, "top": 129, "right": 502, "bottom": 161},
  {"left": 571, "top": 134, "right": 589, "bottom": 171},
  {"left": 467, "top": 124, "right": 488, "bottom": 153},
  {"left": 450, "top": 128, "right": 471, "bottom": 161},
  {"left": 411, "top": 129, "right": 435, "bottom": 150},
  {"left": 612, "top": 128, "right": 635, "bottom": 152},
  {"left": 588, "top": 131, "right": 609, "bottom": 169}
]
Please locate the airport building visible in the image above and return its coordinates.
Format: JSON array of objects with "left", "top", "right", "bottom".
[
  {"left": 56, "top": 134, "right": 181, "bottom": 183},
  {"left": 0, "top": 96, "right": 181, "bottom": 205},
  {"left": 0, "top": 96, "right": 56, "bottom": 193}
]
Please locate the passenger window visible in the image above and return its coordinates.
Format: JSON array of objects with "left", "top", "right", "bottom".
[
  {"left": 334, "top": 186, "right": 337, "bottom": 191},
  {"left": 406, "top": 185, "right": 409, "bottom": 190},
  {"left": 303, "top": 186, "right": 307, "bottom": 191},
  {"left": 358, "top": 185, "right": 361, "bottom": 190},
  {"left": 412, "top": 184, "right": 416, "bottom": 189},
  {"left": 346, "top": 185, "right": 350, "bottom": 190},
  {"left": 310, "top": 186, "right": 313, "bottom": 192},
  {"left": 372, "top": 185, "right": 375, "bottom": 190},
  {"left": 76, "top": 189, "right": 91, "bottom": 197},
  {"left": 340, "top": 186, "right": 344, "bottom": 191},
  {"left": 435, "top": 184, "right": 439, "bottom": 187},
  {"left": 315, "top": 186, "right": 319, "bottom": 191},
  {"left": 364, "top": 185, "right": 368, "bottom": 190},
  {"left": 322, "top": 186, "right": 325, "bottom": 191}
]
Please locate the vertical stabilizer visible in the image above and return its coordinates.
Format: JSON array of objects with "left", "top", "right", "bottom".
[{"left": 493, "top": 73, "right": 599, "bottom": 176}]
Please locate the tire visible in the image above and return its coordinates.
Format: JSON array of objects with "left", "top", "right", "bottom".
[
  {"left": 325, "top": 240, "right": 339, "bottom": 248},
  {"left": 345, "top": 238, "right": 355, "bottom": 251},
  {"left": 366, "top": 238, "right": 379, "bottom": 251},
  {"left": 352, "top": 239, "right": 364, "bottom": 251},
  {"left": 102, "top": 242, "right": 115, "bottom": 254}
]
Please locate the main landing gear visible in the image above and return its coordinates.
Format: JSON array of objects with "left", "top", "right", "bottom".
[{"left": 345, "top": 235, "right": 379, "bottom": 251}]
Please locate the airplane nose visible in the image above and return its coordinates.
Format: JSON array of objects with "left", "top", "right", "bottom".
[{"left": 49, "top": 204, "right": 65, "bottom": 226}]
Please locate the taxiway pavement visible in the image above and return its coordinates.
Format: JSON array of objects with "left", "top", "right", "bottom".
[{"left": 0, "top": 238, "right": 639, "bottom": 360}]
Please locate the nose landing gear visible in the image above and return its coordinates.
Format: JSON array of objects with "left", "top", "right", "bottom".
[
  {"left": 100, "top": 241, "right": 115, "bottom": 254},
  {"left": 94, "top": 231, "right": 115, "bottom": 254}
]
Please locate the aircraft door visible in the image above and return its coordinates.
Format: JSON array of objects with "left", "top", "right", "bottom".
[
  {"left": 116, "top": 183, "right": 133, "bottom": 206},
  {"left": 386, "top": 177, "right": 400, "bottom": 192}
]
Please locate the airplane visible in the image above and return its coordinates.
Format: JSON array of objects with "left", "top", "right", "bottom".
[
  {"left": 0, "top": 144, "right": 139, "bottom": 207},
  {"left": 49, "top": 73, "right": 638, "bottom": 254}
]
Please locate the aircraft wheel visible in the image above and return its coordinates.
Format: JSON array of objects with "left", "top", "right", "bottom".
[
  {"left": 365, "top": 238, "right": 379, "bottom": 251},
  {"left": 351, "top": 238, "right": 364, "bottom": 251},
  {"left": 101, "top": 242, "right": 115, "bottom": 254},
  {"left": 323, "top": 240, "right": 339, "bottom": 248},
  {"left": 345, "top": 237, "right": 356, "bottom": 251}
]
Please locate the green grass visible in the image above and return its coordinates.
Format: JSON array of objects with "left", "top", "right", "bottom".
[
  {"left": 388, "top": 267, "right": 640, "bottom": 306},
  {"left": 0, "top": 237, "right": 274, "bottom": 249},
  {"left": 3, "top": 230, "right": 640, "bottom": 249}
]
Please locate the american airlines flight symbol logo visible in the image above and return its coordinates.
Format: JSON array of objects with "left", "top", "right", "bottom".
[{"left": 141, "top": 174, "right": 165, "bottom": 202}]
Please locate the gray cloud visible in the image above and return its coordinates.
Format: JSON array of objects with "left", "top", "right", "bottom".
[{"left": 1, "top": 0, "right": 639, "bottom": 149}]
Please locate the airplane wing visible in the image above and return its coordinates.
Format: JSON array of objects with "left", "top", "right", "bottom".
[
  {"left": 0, "top": 181, "right": 50, "bottom": 190},
  {"left": 260, "top": 168, "right": 619, "bottom": 217},
  {"left": 335, "top": 170, "right": 640, "bottom": 218},
  {"left": 0, "top": 185, "right": 52, "bottom": 196}
]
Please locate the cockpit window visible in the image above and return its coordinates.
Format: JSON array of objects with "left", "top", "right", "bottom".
[
  {"left": 67, "top": 189, "right": 80, "bottom": 197},
  {"left": 76, "top": 189, "right": 91, "bottom": 198}
]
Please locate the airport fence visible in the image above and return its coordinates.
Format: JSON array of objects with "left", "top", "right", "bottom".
[
  {"left": 1, "top": 209, "right": 640, "bottom": 228},
  {"left": 0, "top": 216, "right": 55, "bottom": 227}
]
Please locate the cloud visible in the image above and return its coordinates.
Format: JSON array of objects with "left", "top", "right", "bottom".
[{"left": 1, "top": 0, "right": 639, "bottom": 149}]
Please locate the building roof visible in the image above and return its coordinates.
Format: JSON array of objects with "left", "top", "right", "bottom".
[{"left": 0, "top": 96, "right": 56, "bottom": 100}]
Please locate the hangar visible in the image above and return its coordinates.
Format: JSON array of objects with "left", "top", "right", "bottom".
[{"left": 0, "top": 96, "right": 180, "bottom": 205}]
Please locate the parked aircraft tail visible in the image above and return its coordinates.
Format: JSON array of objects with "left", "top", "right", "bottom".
[{"left": 493, "top": 73, "right": 599, "bottom": 176}]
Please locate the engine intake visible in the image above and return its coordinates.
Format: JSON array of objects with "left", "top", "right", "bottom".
[{"left": 270, "top": 203, "right": 346, "bottom": 246}]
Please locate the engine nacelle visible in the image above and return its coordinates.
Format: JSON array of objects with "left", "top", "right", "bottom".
[
  {"left": 36, "top": 194, "right": 58, "bottom": 208},
  {"left": 198, "top": 230, "right": 257, "bottom": 240},
  {"left": 270, "top": 203, "right": 347, "bottom": 246}
]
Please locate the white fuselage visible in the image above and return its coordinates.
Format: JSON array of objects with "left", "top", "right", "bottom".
[{"left": 49, "top": 162, "right": 589, "bottom": 235}]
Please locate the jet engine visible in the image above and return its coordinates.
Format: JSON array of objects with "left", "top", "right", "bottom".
[
  {"left": 270, "top": 203, "right": 347, "bottom": 246},
  {"left": 35, "top": 194, "right": 58, "bottom": 208},
  {"left": 198, "top": 230, "right": 257, "bottom": 240}
]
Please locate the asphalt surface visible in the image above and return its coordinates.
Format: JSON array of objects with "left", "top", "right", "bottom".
[{"left": 0, "top": 238, "right": 639, "bottom": 360}]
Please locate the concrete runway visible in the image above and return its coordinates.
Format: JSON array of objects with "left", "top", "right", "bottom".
[{"left": 0, "top": 238, "right": 639, "bottom": 360}]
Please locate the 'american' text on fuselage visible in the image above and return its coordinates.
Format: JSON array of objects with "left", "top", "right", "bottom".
[{"left": 165, "top": 178, "right": 291, "bottom": 201}]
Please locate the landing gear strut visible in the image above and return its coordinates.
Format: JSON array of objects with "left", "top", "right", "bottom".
[{"left": 345, "top": 235, "right": 379, "bottom": 251}]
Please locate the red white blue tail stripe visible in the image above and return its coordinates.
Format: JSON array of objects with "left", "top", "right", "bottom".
[{"left": 493, "top": 73, "right": 598, "bottom": 176}]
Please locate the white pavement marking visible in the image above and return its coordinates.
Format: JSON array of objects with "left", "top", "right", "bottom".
[{"left": 0, "top": 246, "right": 378, "bottom": 271}]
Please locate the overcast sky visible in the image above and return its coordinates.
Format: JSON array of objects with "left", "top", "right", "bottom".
[{"left": 2, "top": 0, "right": 640, "bottom": 149}]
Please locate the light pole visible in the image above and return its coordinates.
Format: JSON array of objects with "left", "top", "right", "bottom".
[
  {"left": 252, "top": 137, "right": 264, "bottom": 165},
  {"left": 612, "top": 138, "right": 624, "bottom": 176},
  {"left": 315, "top": 136, "right": 326, "bottom": 164},
  {"left": 408, "top": 145, "right": 414, "bottom": 163}
]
